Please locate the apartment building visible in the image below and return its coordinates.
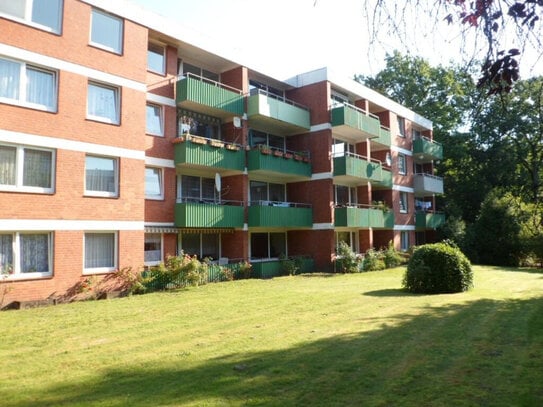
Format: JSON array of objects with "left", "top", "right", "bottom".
[{"left": 0, "top": 0, "right": 444, "bottom": 304}]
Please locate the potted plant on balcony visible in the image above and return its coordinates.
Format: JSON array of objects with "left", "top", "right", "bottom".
[
  {"left": 273, "top": 149, "right": 284, "bottom": 158},
  {"left": 188, "top": 135, "right": 207, "bottom": 144},
  {"left": 259, "top": 145, "right": 272, "bottom": 155},
  {"left": 284, "top": 152, "right": 293, "bottom": 159},
  {"left": 209, "top": 139, "right": 225, "bottom": 148},
  {"left": 294, "top": 153, "right": 303, "bottom": 161},
  {"left": 225, "top": 143, "right": 240, "bottom": 151},
  {"left": 171, "top": 136, "right": 185, "bottom": 144}
]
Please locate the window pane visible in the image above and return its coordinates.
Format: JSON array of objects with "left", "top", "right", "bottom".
[
  {"left": 0, "top": 234, "right": 14, "bottom": 273},
  {"left": 87, "top": 83, "right": 118, "bottom": 122},
  {"left": 0, "top": 58, "right": 21, "bottom": 100},
  {"left": 250, "top": 233, "right": 268, "bottom": 259},
  {"left": 270, "top": 233, "right": 286, "bottom": 258},
  {"left": 91, "top": 9, "right": 122, "bottom": 53},
  {"left": 26, "top": 67, "right": 55, "bottom": 108},
  {"left": 268, "top": 135, "right": 284, "bottom": 150},
  {"left": 85, "top": 233, "right": 114, "bottom": 268},
  {"left": 0, "top": 0, "right": 25, "bottom": 18},
  {"left": 250, "top": 130, "right": 266, "bottom": 147},
  {"left": 20, "top": 234, "right": 49, "bottom": 273},
  {"left": 202, "top": 233, "right": 219, "bottom": 260},
  {"left": 250, "top": 181, "right": 267, "bottom": 203},
  {"left": 31, "top": 0, "right": 61, "bottom": 31},
  {"left": 86, "top": 156, "right": 116, "bottom": 193},
  {"left": 0, "top": 145, "right": 16, "bottom": 185},
  {"left": 145, "top": 167, "right": 161, "bottom": 197},
  {"left": 268, "top": 183, "right": 285, "bottom": 202},
  {"left": 147, "top": 43, "right": 164, "bottom": 73},
  {"left": 181, "top": 233, "right": 199, "bottom": 257},
  {"left": 146, "top": 104, "right": 162, "bottom": 135},
  {"left": 201, "top": 178, "right": 215, "bottom": 201},
  {"left": 144, "top": 233, "right": 161, "bottom": 263},
  {"left": 23, "top": 148, "right": 52, "bottom": 188},
  {"left": 181, "top": 175, "right": 200, "bottom": 201},
  {"left": 336, "top": 185, "right": 349, "bottom": 205}
]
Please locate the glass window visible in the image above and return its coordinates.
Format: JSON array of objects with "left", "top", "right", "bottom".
[
  {"left": 146, "top": 103, "right": 163, "bottom": 136},
  {"left": 336, "top": 231, "right": 356, "bottom": 252},
  {"left": 250, "top": 181, "right": 286, "bottom": 204},
  {"left": 0, "top": 0, "right": 62, "bottom": 32},
  {"left": 0, "top": 232, "right": 52, "bottom": 278},
  {"left": 87, "top": 82, "right": 119, "bottom": 124},
  {"left": 401, "top": 231, "right": 410, "bottom": 251},
  {"left": 178, "top": 109, "right": 220, "bottom": 139},
  {"left": 0, "top": 144, "right": 54, "bottom": 192},
  {"left": 145, "top": 167, "right": 162, "bottom": 199},
  {"left": 90, "top": 9, "right": 123, "bottom": 54},
  {"left": 181, "top": 233, "right": 220, "bottom": 260},
  {"left": 85, "top": 155, "right": 118, "bottom": 197},
  {"left": 0, "top": 57, "right": 57, "bottom": 110},
  {"left": 144, "top": 233, "right": 162, "bottom": 264},
  {"left": 180, "top": 175, "right": 216, "bottom": 203},
  {"left": 268, "top": 183, "right": 285, "bottom": 202},
  {"left": 250, "top": 232, "right": 286, "bottom": 259},
  {"left": 397, "top": 116, "right": 406, "bottom": 137},
  {"left": 399, "top": 192, "right": 408, "bottom": 213},
  {"left": 147, "top": 43, "right": 165, "bottom": 74},
  {"left": 84, "top": 232, "right": 116, "bottom": 273},
  {"left": 398, "top": 154, "right": 407, "bottom": 175},
  {"left": 335, "top": 185, "right": 356, "bottom": 206}
]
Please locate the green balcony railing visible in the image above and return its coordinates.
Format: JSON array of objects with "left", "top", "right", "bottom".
[
  {"left": 371, "top": 126, "right": 391, "bottom": 149},
  {"left": 334, "top": 206, "right": 385, "bottom": 228},
  {"left": 250, "top": 256, "right": 315, "bottom": 278},
  {"left": 247, "top": 148, "right": 312, "bottom": 179},
  {"left": 414, "top": 173, "right": 444, "bottom": 196},
  {"left": 248, "top": 202, "right": 313, "bottom": 227},
  {"left": 413, "top": 136, "right": 443, "bottom": 162},
  {"left": 176, "top": 74, "right": 244, "bottom": 118},
  {"left": 331, "top": 104, "right": 381, "bottom": 140},
  {"left": 247, "top": 90, "right": 310, "bottom": 135},
  {"left": 374, "top": 168, "right": 392, "bottom": 189},
  {"left": 333, "top": 153, "right": 383, "bottom": 183},
  {"left": 174, "top": 201, "right": 244, "bottom": 228},
  {"left": 416, "top": 211, "right": 446, "bottom": 230},
  {"left": 173, "top": 136, "right": 244, "bottom": 173}
]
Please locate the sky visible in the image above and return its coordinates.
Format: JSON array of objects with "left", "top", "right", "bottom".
[{"left": 129, "top": 0, "right": 542, "bottom": 81}]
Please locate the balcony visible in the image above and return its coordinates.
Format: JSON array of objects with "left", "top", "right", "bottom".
[
  {"left": 414, "top": 173, "right": 444, "bottom": 197},
  {"left": 247, "top": 147, "right": 311, "bottom": 181},
  {"left": 334, "top": 206, "right": 386, "bottom": 228},
  {"left": 416, "top": 211, "right": 446, "bottom": 230},
  {"left": 174, "top": 200, "right": 244, "bottom": 228},
  {"left": 333, "top": 152, "right": 383, "bottom": 185},
  {"left": 413, "top": 136, "right": 443, "bottom": 162},
  {"left": 331, "top": 103, "right": 381, "bottom": 142},
  {"left": 370, "top": 126, "right": 392, "bottom": 151},
  {"left": 176, "top": 74, "right": 244, "bottom": 119},
  {"left": 173, "top": 135, "right": 244, "bottom": 175},
  {"left": 248, "top": 201, "right": 313, "bottom": 228},
  {"left": 247, "top": 89, "right": 311, "bottom": 135},
  {"left": 373, "top": 168, "right": 392, "bottom": 189}
]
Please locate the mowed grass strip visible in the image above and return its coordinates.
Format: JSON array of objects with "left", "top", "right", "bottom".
[{"left": 1, "top": 266, "right": 542, "bottom": 406}]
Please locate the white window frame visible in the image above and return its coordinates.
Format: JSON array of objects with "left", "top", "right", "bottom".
[
  {"left": 399, "top": 191, "right": 409, "bottom": 213},
  {"left": 84, "top": 155, "right": 119, "bottom": 198},
  {"left": 145, "top": 166, "right": 163, "bottom": 200},
  {"left": 0, "top": 56, "right": 58, "bottom": 112},
  {"left": 147, "top": 43, "right": 165, "bottom": 75},
  {"left": 397, "top": 116, "right": 406, "bottom": 138},
  {"left": 0, "top": 0, "right": 63, "bottom": 33},
  {"left": 144, "top": 233, "right": 162, "bottom": 266},
  {"left": 89, "top": 8, "right": 123, "bottom": 54},
  {"left": 398, "top": 153, "right": 407, "bottom": 175},
  {"left": 83, "top": 231, "right": 118, "bottom": 274},
  {"left": 401, "top": 231, "right": 410, "bottom": 251},
  {"left": 0, "top": 232, "right": 53, "bottom": 279},
  {"left": 87, "top": 81, "right": 120, "bottom": 124},
  {"left": 0, "top": 143, "right": 55, "bottom": 194},
  {"left": 145, "top": 103, "right": 163, "bottom": 136}
]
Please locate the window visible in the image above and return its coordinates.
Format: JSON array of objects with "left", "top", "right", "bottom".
[
  {"left": 181, "top": 233, "right": 219, "bottom": 260},
  {"left": 250, "top": 181, "right": 286, "bottom": 204},
  {"left": 85, "top": 155, "right": 118, "bottom": 197},
  {"left": 250, "top": 232, "right": 286, "bottom": 259},
  {"left": 336, "top": 231, "right": 357, "bottom": 252},
  {"left": 179, "top": 175, "right": 216, "bottom": 203},
  {"left": 145, "top": 167, "right": 163, "bottom": 200},
  {"left": 412, "top": 129, "right": 422, "bottom": 140},
  {"left": 84, "top": 232, "right": 117, "bottom": 273},
  {"left": 0, "top": 0, "right": 62, "bottom": 32},
  {"left": 0, "top": 144, "right": 54, "bottom": 193},
  {"left": 0, "top": 57, "right": 57, "bottom": 111},
  {"left": 90, "top": 9, "right": 123, "bottom": 54},
  {"left": 144, "top": 233, "right": 162, "bottom": 265},
  {"left": 181, "top": 62, "right": 219, "bottom": 82},
  {"left": 335, "top": 185, "right": 357, "bottom": 206},
  {"left": 178, "top": 109, "right": 220, "bottom": 139},
  {"left": 399, "top": 191, "right": 408, "bottom": 213},
  {"left": 146, "top": 103, "right": 163, "bottom": 136},
  {"left": 0, "top": 232, "right": 52, "bottom": 278},
  {"left": 401, "top": 231, "right": 410, "bottom": 251},
  {"left": 87, "top": 81, "right": 120, "bottom": 124},
  {"left": 249, "top": 80, "right": 283, "bottom": 98},
  {"left": 249, "top": 130, "right": 285, "bottom": 151},
  {"left": 147, "top": 43, "right": 165, "bottom": 74},
  {"left": 397, "top": 116, "right": 406, "bottom": 137},
  {"left": 398, "top": 154, "right": 407, "bottom": 175},
  {"left": 331, "top": 139, "right": 355, "bottom": 157}
]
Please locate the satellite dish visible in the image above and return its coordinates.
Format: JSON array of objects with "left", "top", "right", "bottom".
[
  {"left": 233, "top": 117, "right": 242, "bottom": 128},
  {"left": 215, "top": 173, "right": 221, "bottom": 192},
  {"left": 385, "top": 152, "right": 392, "bottom": 167}
]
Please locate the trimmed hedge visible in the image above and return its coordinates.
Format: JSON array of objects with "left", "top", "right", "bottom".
[{"left": 403, "top": 242, "right": 473, "bottom": 294}]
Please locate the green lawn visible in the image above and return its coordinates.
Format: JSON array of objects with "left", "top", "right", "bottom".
[{"left": 1, "top": 266, "right": 542, "bottom": 406}]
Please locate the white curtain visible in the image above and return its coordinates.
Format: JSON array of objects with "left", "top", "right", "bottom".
[
  {"left": 145, "top": 167, "right": 161, "bottom": 197},
  {"left": 0, "top": 58, "right": 20, "bottom": 100},
  {"left": 0, "top": 145, "right": 16, "bottom": 186},
  {"left": 146, "top": 104, "right": 162, "bottom": 135},
  {"left": 86, "top": 156, "right": 115, "bottom": 192},
  {"left": 144, "top": 233, "right": 161, "bottom": 262},
  {"left": 23, "top": 148, "right": 52, "bottom": 188},
  {"left": 0, "top": 0, "right": 25, "bottom": 19},
  {"left": 85, "top": 233, "right": 114, "bottom": 268},
  {"left": 88, "top": 83, "right": 117, "bottom": 122},
  {"left": 26, "top": 67, "right": 55, "bottom": 108},
  {"left": 20, "top": 234, "right": 49, "bottom": 273},
  {"left": 0, "top": 234, "right": 13, "bottom": 272}
]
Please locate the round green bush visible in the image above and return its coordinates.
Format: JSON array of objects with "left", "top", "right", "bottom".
[{"left": 403, "top": 242, "right": 473, "bottom": 294}]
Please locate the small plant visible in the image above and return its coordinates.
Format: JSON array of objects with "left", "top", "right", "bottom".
[
  {"left": 146, "top": 253, "right": 209, "bottom": 291},
  {"left": 383, "top": 241, "right": 404, "bottom": 268},
  {"left": 361, "top": 248, "right": 386, "bottom": 271},
  {"left": 0, "top": 263, "right": 13, "bottom": 309},
  {"left": 113, "top": 266, "right": 147, "bottom": 295},
  {"left": 280, "top": 254, "right": 300, "bottom": 276},
  {"left": 237, "top": 261, "right": 252, "bottom": 279},
  {"left": 219, "top": 266, "right": 234, "bottom": 281},
  {"left": 336, "top": 241, "right": 362, "bottom": 273}
]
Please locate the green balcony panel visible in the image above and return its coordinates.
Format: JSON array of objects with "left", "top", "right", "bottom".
[
  {"left": 416, "top": 212, "right": 446, "bottom": 230},
  {"left": 383, "top": 211, "right": 395, "bottom": 229},
  {"left": 174, "top": 202, "right": 244, "bottom": 228},
  {"left": 247, "top": 149, "right": 312, "bottom": 179},
  {"left": 247, "top": 93, "right": 310, "bottom": 135},
  {"left": 251, "top": 260, "right": 282, "bottom": 279},
  {"left": 333, "top": 155, "right": 382, "bottom": 184},
  {"left": 176, "top": 76, "right": 244, "bottom": 118},
  {"left": 413, "top": 137, "right": 443, "bottom": 162},
  {"left": 331, "top": 105, "right": 381, "bottom": 140},
  {"left": 334, "top": 207, "right": 384, "bottom": 228},
  {"left": 414, "top": 173, "right": 444, "bottom": 196},
  {"left": 248, "top": 205, "right": 313, "bottom": 228},
  {"left": 174, "top": 139, "right": 244, "bottom": 173},
  {"left": 374, "top": 127, "right": 391, "bottom": 148},
  {"left": 374, "top": 169, "right": 392, "bottom": 189}
]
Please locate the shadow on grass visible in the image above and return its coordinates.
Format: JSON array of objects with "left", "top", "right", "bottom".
[
  {"left": 478, "top": 264, "right": 543, "bottom": 274},
  {"left": 10, "top": 298, "right": 543, "bottom": 407},
  {"left": 363, "top": 288, "right": 414, "bottom": 297}
]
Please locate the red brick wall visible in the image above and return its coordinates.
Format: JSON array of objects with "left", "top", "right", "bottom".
[
  {"left": 222, "top": 231, "right": 248, "bottom": 261},
  {"left": 287, "top": 81, "right": 330, "bottom": 125}
]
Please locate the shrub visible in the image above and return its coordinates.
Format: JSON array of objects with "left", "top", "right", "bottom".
[
  {"left": 361, "top": 248, "right": 386, "bottom": 271},
  {"left": 383, "top": 241, "right": 404, "bottom": 268},
  {"left": 145, "top": 254, "right": 208, "bottom": 290},
  {"left": 237, "top": 261, "right": 252, "bottom": 279},
  {"left": 403, "top": 242, "right": 473, "bottom": 294},
  {"left": 280, "top": 255, "right": 300, "bottom": 276},
  {"left": 336, "top": 241, "right": 362, "bottom": 273}
]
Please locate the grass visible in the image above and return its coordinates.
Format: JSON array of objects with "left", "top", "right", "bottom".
[{"left": 1, "top": 265, "right": 542, "bottom": 406}]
